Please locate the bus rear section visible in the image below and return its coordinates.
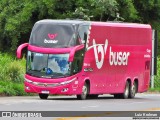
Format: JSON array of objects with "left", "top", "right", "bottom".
[
  {"left": 84, "top": 22, "right": 152, "bottom": 99},
  {"left": 17, "top": 20, "right": 152, "bottom": 100}
]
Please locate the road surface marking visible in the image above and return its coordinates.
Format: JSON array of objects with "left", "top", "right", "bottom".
[{"left": 145, "top": 108, "right": 160, "bottom": 111}]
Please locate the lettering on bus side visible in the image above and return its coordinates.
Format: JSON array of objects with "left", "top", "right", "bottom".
[
  {"left": 109, "top": 47, "right": 130, "bottom": 66},
  {"left": 93, "top": 39, "right": 130, "bottom": 69}
]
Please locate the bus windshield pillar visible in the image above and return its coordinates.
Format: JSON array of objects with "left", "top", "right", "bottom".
[{"left": 69, "top": 44, "right": 84, "bottom": 62}]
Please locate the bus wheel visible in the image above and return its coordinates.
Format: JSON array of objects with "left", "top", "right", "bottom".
[
  {"left": 77, "top": 83, "right": 88, "bottom": 100},
  {"left": 120, "top": 81, "right": 129, "bottom": 99},
  {"left": 39, "top": 93, "right": 49, "bottom": 99},
  {"left": 129, "top": 81, "right": 137, "bottom": 98}
]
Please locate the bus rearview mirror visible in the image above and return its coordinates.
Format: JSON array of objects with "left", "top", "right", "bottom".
[{"left": 17, "top": 43, "right": 29, "bottom": 59}]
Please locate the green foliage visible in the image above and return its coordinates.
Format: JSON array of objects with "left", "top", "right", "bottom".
[
  {"left": 0, "top": 53, "right": 25, "bottom": 83},
  {"left": 0, "top": 0, "right": 160, "bottom": 52},
  {"left": 0, "top": 0, "right": 120, "bottom": 52},
  {"left": 0, "top": 53, "right": 13, "bottom": 81},
  {"left": 6, "top": 60, "right": 25, "bottom": 83},
  {"left": 1, "top": 81, "right": 17, "bottom": 96},
  {"left": 0, "top": 53, "right": 27, "bottom": 96},
  {"left": 0, "top": 81, "right": 28, "bottom": 96},
  {"left": 72, "top": 7, "right": 91, "bottom": 20},
  {"left": 91, "top": 0, "right": 118, "bottom": 21},
  {"left": 133, "top": 0, "right": 160, "bottom": 23},
  {"left": 154, "top": 57, "right": 160, "bottom": 89},
  {"left": 117, "top": 0, "right": 138, "bottom": 22}
]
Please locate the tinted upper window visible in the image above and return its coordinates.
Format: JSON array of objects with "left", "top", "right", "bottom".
[{"left": 29, "top": 23, "right": 79, "bottom": 48}]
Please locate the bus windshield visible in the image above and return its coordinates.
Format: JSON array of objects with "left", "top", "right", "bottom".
[{"left": 26, "top": 51, "right": 71, "bottom": 78}]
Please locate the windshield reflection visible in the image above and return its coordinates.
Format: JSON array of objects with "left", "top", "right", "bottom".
[{"left": 27, "top": 51, "right": 70, "bottom": 78}]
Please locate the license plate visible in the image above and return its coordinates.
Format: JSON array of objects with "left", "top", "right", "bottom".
[{"left": 41, "top": 90, "right": 49, "bottom": 94}]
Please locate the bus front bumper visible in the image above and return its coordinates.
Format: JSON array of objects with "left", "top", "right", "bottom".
[{"left": 24, "top": 77, "right": 81, "bottom": 95}]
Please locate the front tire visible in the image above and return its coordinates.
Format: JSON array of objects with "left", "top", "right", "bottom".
[
  {"left": 39, "top": 93, "right": 49, "bottom": 99},
  {"left": 77, "top": 83, "right": 89, "bottom": 100}
]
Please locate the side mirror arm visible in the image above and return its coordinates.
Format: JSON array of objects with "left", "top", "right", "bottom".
[{"left": 17, "top": 43, "right": 29, "bottom": 59}]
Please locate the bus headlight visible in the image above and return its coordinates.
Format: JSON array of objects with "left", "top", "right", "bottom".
[
  {"left": 60, "top": 77, "right": 77, "bottom": 85},
  {"left": 25, "top": 78, "right": 33, "bottom": 83}
]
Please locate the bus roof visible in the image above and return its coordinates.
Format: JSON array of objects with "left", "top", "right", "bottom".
[
  {"left": 36, "top": 19, "right": 89, "bottom": 25},
  {"left": 36, "top": 19, "right": 151, "bottom": 29},
  {"left": 92, "top": 21, "right": 151, "bottom": 29}
]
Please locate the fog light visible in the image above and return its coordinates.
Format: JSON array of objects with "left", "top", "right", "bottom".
[
  {"left": 61, "top": 88, "right": 68, "bottom": 92},
  {"left": 26, "top": 86, "right": 30, "bottom": 90}
]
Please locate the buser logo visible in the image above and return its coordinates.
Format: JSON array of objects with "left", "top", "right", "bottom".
[
  {"left": 93, "top": 39, "right": 130, "bottom": 69},
  {"left": 44, "top": 33, "right": 58, "bottom": 44},
  {"left": 48, "top": 33, "right": 58, "bottom": 39},
  {"left": 93, "top": 39, "right": 108, "bottom": 69}
]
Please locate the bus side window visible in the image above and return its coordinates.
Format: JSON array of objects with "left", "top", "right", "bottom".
[
  {"left": 78, "top": 26, "right": 88, "bottom": 44},
  {"left": 72, "top": 50, "right": 83, "bottom": 74},
  {"left": 83, "top": 32, "right": 87, "bottom": 44},
  {"left": 76, "top": 34, "right": 81, "bottom": 45},
  {"left": 73, "top": 60, "right": 80, "bottom": 74}
]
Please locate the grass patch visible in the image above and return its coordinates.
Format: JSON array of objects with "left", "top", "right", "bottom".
[
  {"left": 0, "top": 78, "right": 28, "bottom": 96},
  {"left": 151, "top": 57, "right": 160, "bottom": 91},
  {"left": 0, "top": 53, "right": 29, "bottom": 96},
  {"left": 149, "top": 88, "right": 160, "bottom": 93}
]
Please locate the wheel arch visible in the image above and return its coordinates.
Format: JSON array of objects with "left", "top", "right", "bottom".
[
  {"left": 76, "top": 79, "right": 90, "bottom": 100},
  {"left": 126, "top": 78, "right": 132, "bottom": 85},
  {"left": 126, "top": 78, "right": 138, "bottom": 93},
  {"left": 84, "top": 79, "right": 90, "bottom": 94},
  {"left": 126, "top": 78, "right": 132, "bottom": 89}
]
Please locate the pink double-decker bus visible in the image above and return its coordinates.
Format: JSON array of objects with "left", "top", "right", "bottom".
[{"left": 17, "top": 20, "right": 152, "bottom": 100}]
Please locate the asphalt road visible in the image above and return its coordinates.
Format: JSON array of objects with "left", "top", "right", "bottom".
[{"left": 0, "top": 93, "right": 160, "bottom": 120}]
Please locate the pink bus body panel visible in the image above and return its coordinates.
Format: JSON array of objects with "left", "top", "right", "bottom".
[{"left": 23, "top": 21, "right": 152, "bottom": 95}]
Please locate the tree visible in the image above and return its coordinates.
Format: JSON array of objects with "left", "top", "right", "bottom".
[
  {"left": 0, "top": 0, "right": 119, "bottom": 52},
  {"left": 0, "top": 0, "right": 37, "bottom": 52},
  {"left": 90, "top": 0, "right": 118, "bottom": 21},
  {"left": 0, "top": 0, "right": 160, "bottom": 53},
  {"left": 133, "top": 0, "right": 160, "bottom": 53},
  {"left": 117, "top": 0, "right": 138, "bottom": 22}
]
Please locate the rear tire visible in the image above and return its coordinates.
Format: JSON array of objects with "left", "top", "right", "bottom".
[
  {"left": 119, "top": 81, "right": 129, "bottom": 99},
  {"left": 77, "top": 83, "right": 89, "bottom": 100},
  {"left": 39, "top": 93, "right": 49, "bottom": 99},
  {"left": 129, "top": 81, "right": 137, "bottom": 98}
]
